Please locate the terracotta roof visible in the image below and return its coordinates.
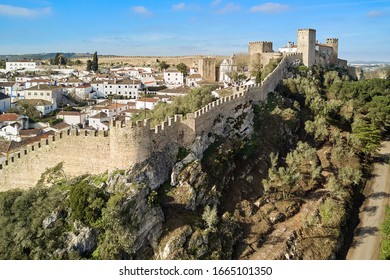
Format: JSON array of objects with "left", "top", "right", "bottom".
[
  {"left": 28, "top": 79, "right": 50, "bottom": 83},
  {"left": 137, "top": 97, "right": 160, "bottom": 103},
  {"left": 0, "top": 113, "right": 19, "bottom": 122},
  {"left": 76, "top": 83, "right": 92, "bottom": 88},
  {"left": 107, "top": 79, "right": 142, "bottom": 85},
  {"left": 19, "top": 128, "right": 43, "bottom": 137},
  {"left": 188, "top": 74, "right": 203, "bottom": 79},
  {"left": 0, "top": 82, "right": 15, "bottom": 87},
  {"left": 57, "top": 111, "right": 82, "bottom": 116},
  {"left": 24, "top": 84, "right": 59, "bottom": 91},
  {"left": 0, "top": 141, "right": 12, "bottom": 155},
  {"left": 121, "top": 109, "right": 140, "bottom": 114},
  {"left": 90, "top": 112, "right": 108, "bottom": 119},
  {"left": 17, "top": 99, "right": 52, "bottom": 106},
  {"left": 52, "top": 122, "right": 71, "bottom": 130}
]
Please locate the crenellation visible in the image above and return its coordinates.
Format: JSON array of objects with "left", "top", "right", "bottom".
[
  {"left": 174, "top": 114, "right": 183, "bottom": 122},
  {"left": 155, "top": 124, "right": 162, "bottom": 134}
]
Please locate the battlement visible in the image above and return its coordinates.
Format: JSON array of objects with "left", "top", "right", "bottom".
[
  {"left": 249, "top": 41, "right": 273, "bottom": 45},
  {"left": 0, "top": 128, "right": 109, "bottom": 171},
  {"left": 298, "top": 28, "right": 316, "bottom": 32}
]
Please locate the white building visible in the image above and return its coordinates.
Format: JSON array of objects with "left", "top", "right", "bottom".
[
  {"left": 75, "top": 83, "right": 94, "bottom": 100},
  {"left": 88, "top": 112, "right": 110, "bottom": 131},
  {"left": 219, "top": 55, "right": 238, "bottom": 83},
  {"left": 57, "top": 111, "right": 86, "bottom": 127},
  {"left": 6, "top": 61, "right": 40, "bottom": 72},
  {"left": 135, "top": 97, "right": 160, "bottom": 110},
  {"left": 24, "top": 79, "right": 52, "bottom": 89},
  {"left": 23, "top": 84, "right": 63, "bottom": 103},
  {"left": 163, "top": 70, "right": 184, "bottom": 87},
  {"left": 91, "top": 79, "right": 142, "bottom": 99},
  {"left": 278, "top": 42, "right": 298, "bottom": 53},
  {"left": 0, "top": 123, "right": 22, "bottom": 142},
  {"left": 186, "top": 74, "right": 203, "bottom": 87},
  {"left": 0, "top": 82, "right": 25, "bottom": 102},
  {"left": 17, "top": 99, "right": 57, "bottom": 116}
]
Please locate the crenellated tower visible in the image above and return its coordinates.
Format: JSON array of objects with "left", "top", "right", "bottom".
[
  {"left": 326, "top": 38, "right": 339, "bottom": 64},
  {"left": 297, "top": 28, "right": 316, "bottom": 67}
]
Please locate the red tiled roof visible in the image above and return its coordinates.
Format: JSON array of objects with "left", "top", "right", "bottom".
[
  {"left": 57, "top": 111, "right": 82, "bottom": 116},
  {"left": 137, "top": 97, "right": 159, "bottom": 103},
  {"left": 0, "top": 113, "right": 19, "bottom": 122}
]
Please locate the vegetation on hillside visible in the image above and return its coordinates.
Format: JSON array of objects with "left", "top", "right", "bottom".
[
  {"left": 0, "top": 165, "right": 142, "bottom": 260},
  {"left": 132, "top": 85, "right": 217, "bottom": 126},
  {"left": 380, "top": 207, "right": 390, "bottom": 259}
]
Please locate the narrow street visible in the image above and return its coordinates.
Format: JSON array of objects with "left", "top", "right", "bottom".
[{"left": 346, "top": 141, "right": 390, "bottom": 260}]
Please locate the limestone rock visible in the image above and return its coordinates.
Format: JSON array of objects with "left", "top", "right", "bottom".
[
  {"left": 42, "top": 211, "right": 64, "bottom": 229},
  {"left": 156, "top": 225, "right": 193, "bottom": 260},
  {"left": 66, "top": 224, "right": 97, "bottom": 256}
]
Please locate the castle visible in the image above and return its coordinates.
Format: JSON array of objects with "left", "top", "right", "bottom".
[
  {"left": 249, "top": 28, "right": 345, "bottom": 71},
  {"left": 0, "top": 28, "right": 347, "bottom": 192}
]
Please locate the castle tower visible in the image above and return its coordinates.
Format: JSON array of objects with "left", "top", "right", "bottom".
[
  {"left": 198, "top": 57, "right": 216, "bottom": 82},
  {"left": 326, "top": 38, "right": 339, "bottom": 64},
  {"left": 297, "top": 29, "right": 316, "bottom": 67},
  {"left": 248, "top": 41, "right": 273, "bottom": 72}
]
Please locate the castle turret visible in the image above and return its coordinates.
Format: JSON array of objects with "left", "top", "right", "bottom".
[
  {"left": 248, "top": 41, "right": 273, "bottom": 72},
  {"left": 198, "top": 57, "right": 216, "bottom": 82},
  {"left": 297, "top": 29, "right": 316, "bottom": 67}
]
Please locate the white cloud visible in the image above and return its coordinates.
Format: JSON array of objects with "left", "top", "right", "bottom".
[
  {"left": 367, "top": 10, "right": 386, "bottom": 17},
  {"left": 217, "top": 3, "right": 241, "bottom": 14},
  {"left": 173, "top": 3, "right": 186, "bottom": 11},
  {"left": 132, "top": 6, "right": 152, "bottom": 16},
  {"left": 0, "top": 4, "right": 52, "bottom": 17},
  {"left": 250, "top": 2, "right": 289, "bottom": 13}
]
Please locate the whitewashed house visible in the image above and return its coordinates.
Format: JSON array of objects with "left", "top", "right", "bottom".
[
  {"left": 88, "top": 112, "right": 110, "bottom": 131},
  {"left": 75, "top": 83, "right": 94, "bottom": 100},
  {"left": 17, "top": 99, "right": 57, "bottom": 116},
  {"left": 6, "top": 61, "right": 40, "bottom": 71},
  {"left": 23, "top": 84, "right": 63, "bottom": 103},
  {"left": 135, "top": 97, "right": 160, "bottom": 110},
  {"left": 163, "top": 70, "right": 184, "bottom": 87},
  {"left": 57, "top": 111, "right": 86, "bottom": 127},
  {"left": 219, "top": 55, "right": 238, "bottom": 83},
  {"left": 24, "top": 79, "right": 52, "bottom": 89},
  {"left": 91, "top": 79, "right": 142, "bottom": 99},
  {"left": 186, "top": 74, "right": 203, "bottom": 87}
]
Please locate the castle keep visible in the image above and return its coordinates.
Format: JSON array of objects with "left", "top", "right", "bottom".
[{"left": 249, "top": 28, "right": 343, "bottom": 70}]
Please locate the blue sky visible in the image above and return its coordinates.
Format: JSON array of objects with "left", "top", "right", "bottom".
[{"left": 0, "top": 0, "right": 389, "bottom": 61}]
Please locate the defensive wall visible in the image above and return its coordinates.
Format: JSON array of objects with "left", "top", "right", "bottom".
[
  {"left": 0, "top": 53, "right": 302, "bottom": 192},
  {"left": 75, "top": 55, "right": 229, "bottom": 67}
]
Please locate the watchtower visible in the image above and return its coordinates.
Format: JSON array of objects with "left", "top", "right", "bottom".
[
  {"left": 297, "top": 29, "right": 316, "bottom": 67},
  {"left": 198, "top": 57, "right": 216, "bottom": 82},
  {"left": 326, "top": 38, "right": 339, "bottom": 64},
  {"left": 248, "top": 41, "right": 273, "bottom": 72}
]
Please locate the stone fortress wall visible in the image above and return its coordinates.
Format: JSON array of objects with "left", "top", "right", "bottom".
[
  {"left": 0, "top": 53, "right": 302, "bottom": 192},
  {"left": 76, "top": 55, "right": 229, "bottom": 68}
]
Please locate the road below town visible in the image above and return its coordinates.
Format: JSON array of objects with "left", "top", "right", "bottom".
[{"left": 346, "top": 141, "right": 390, "bottom": 260}]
